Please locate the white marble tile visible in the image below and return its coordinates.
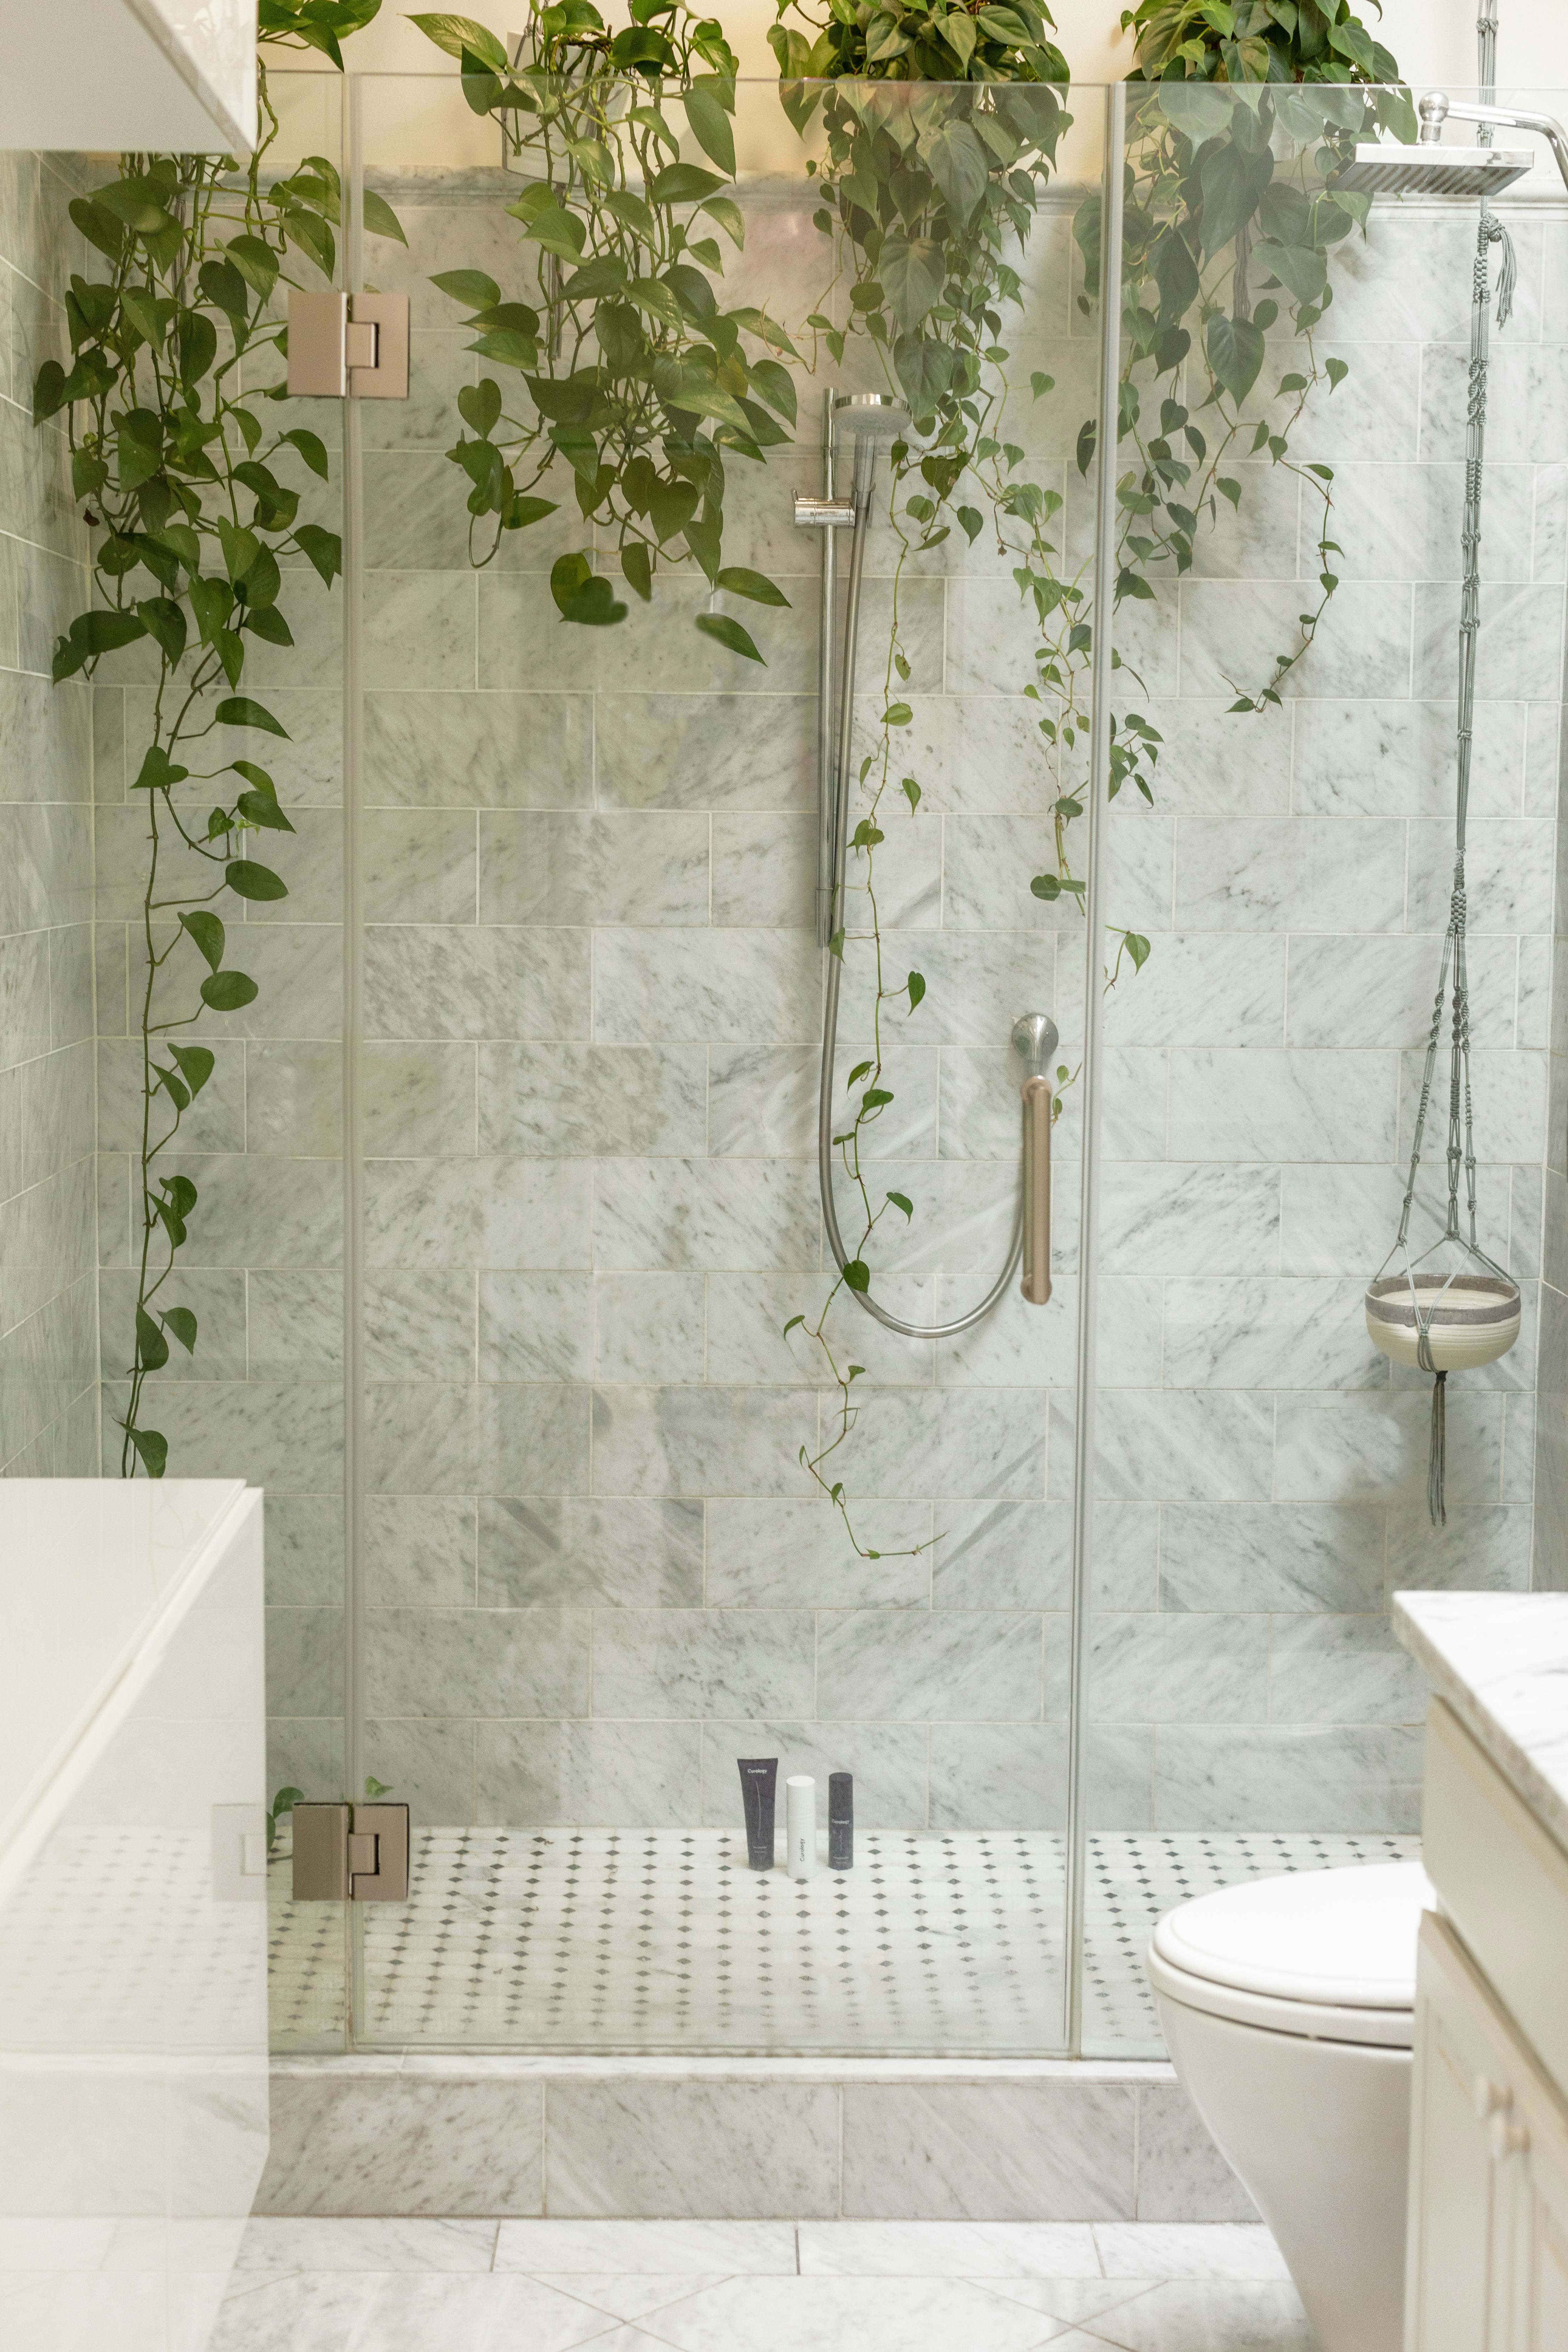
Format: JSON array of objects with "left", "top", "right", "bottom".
[
  {"left": 591, "top": 929, "right": 822, "bottom": 1047},
  {"left": 495, "top": 2220, "right": 796, "bottom": 2273},
  {"left": 1101, "top": 936, "right": 1285, "bottom": 1050},
  {"left": 1100, "top": 1165, "right": 1280, "bottom": 1279},
  {"left": 980, "top": 2280, "right": 1160, "bottom": 2327},
  {"left": 208, "top": 2270, "right": 373, "bottom": 2351},
  {"left": 796, "top": 2221, "right": 1099, "bottom": 2276},
  {"left": 255, "top": 2075, "right": 543, "bottom": 2217},
  {"left": 362, "top": 2271, "right": 628, "bottom": 2349},
  {"left": 1092, "top": 2225, "right": 1288, "bottom": 2281},
  {"left": 1153, "top": 1724, "right": 1423, "bottom": 1834},
  {"left": 1162, "top": 1275, "right": 1385, "bottom": 1393},
  {"left": 1159, "top": 1503, "right": 1384, "bottom": 1616},
  {"left": 1292, "top": 696, "right": 1524, "bottom": 820},
  {"left": 545, "top": 2081, "right": 840, "bottom": 2218},
  {"left": 1091, "top": 1391, "right": 1275, "bottom": 1504},
  {"left": 1172, "top": 817, "right": 1406, "bottom": 935},
  {"left": 1269, "top": 1613, "right": 1429, "bottom": 1725},
  {"left": 841, "top": 2083, "right": 1136, "bottom": 2222},
  {"left": 1164, "top": 1048, "right": 1397, "bottom": 1164},
  {"left": 1179, "top": 580, "right": 1412, "bottom": 703},
  {"left": 478, "top": 1718, "right": 700, "bottom": 1829},
  {"left": 534, "top": 2276, "right": 733, "bottom": 2323},
  {"left": 622, "top": 2273, "right": 1074, "bottom": 2352},
  {"left": 592, "top": 1159, "right": 820, "bottom": 1275},
  {"left": 591, "top": 1608, "right": 816, "bottom": 1720},
  {"left": 1069, "top": 2278, "right": 1312, "bottom": 2351},
  {"left": 233, "top": 2218, "right": 496, "bottom": 2272}
]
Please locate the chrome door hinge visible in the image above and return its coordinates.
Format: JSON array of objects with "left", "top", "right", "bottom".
[
  {"left": 286, "top": 290, "right": 409, "bottom": 399},
  {"left": 291, "top": 1800, "right": 410, "bottom": 1902}
]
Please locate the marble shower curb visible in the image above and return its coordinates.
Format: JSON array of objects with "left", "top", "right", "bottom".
[{"left": 256, "top": 2056, "right": 1256, "bottom": 2225}]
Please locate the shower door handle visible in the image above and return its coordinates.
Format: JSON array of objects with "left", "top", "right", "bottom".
[{"left": 1020, "top": 1075, "right": 1052, "bottom": 1305}]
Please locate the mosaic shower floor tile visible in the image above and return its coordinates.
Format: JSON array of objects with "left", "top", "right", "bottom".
[{"left": 269, "top": 1826, "right": 1418, "bottom": 2055}]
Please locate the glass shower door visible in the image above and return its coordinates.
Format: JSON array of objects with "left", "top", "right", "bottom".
[{"left": 337, "top": 65, "right": 1116, "bottom": 2055}]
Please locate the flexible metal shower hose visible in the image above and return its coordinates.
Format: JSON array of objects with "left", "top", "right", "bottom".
[{"left": 817, "top": 444, "right": 1023, "bottom": 1341}]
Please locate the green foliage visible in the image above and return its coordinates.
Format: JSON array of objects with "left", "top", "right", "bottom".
[
  {"left": 1097, "top": 7, "right": 1409, "bottom": 708},
  {"left": 34, "top": 15, "right": 394, "bottom": 1477},
  {"left": 412, "top": 3, "right": 793, "bottom": 653},
  {"left": 1121, "top": 0, "right": 1400, "bottom": 87},
  {"left": 266, "top": 1784, "right": 305, "bottom": 1854}
]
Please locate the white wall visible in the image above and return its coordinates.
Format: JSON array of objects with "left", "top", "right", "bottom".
[{"left": 274, "top": 0, "right": 1568, "bottom": 94}]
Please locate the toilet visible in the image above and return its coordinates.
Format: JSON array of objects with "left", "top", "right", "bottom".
[{"left": 1148, "top": 1860, "right": 1433, "bottom": 2352}]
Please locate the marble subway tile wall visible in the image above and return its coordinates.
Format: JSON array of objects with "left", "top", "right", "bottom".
[
  {"left": 353, "top": 172, "right": 1083, "bottom": 1836},
  {"left": 346, "top": 177, "right": 1567, "bottom": 1842},
  {"left": 1093, "top": 195, "right": 1565, "bottom": 1829},
  {"left": 0, "top": 156, "right": 97, "bottom": 1476}
]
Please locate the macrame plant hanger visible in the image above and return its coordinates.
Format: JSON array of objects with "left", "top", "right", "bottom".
[{"left": 1364, "top": 0, "right": 1522, "bottom": 1523}]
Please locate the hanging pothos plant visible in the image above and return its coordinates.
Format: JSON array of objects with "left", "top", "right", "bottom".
[
  {"left": 1092, "top": 0, "right": 1414, "bottom": 712},
  {"left": 410, "top": 4, "right": 796, "bottom": 657},
  {"left": 34, "top": 0, "right": 402, "bottom": 1476},
  {"left": 766, "top": 0, "right": 1407, "bottom": 1554}
]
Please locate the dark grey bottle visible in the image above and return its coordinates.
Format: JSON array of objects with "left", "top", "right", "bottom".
[
  {"left": 828, "top": 1771, "right": 853, "bottom": 1870},
  {"left": 737, "top": 1757, "right": 777, "bottom": 1870}
]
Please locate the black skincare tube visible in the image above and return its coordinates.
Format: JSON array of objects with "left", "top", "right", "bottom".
[
  {"left": 738, "top": 1757, "right": 778, "bottom": 1871},
  {"left": 829, "top": 1771, "right": 853, "bottom": 1871}
]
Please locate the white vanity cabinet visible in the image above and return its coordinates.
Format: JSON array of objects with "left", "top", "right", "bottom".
[
  {"left": 1406, "top": 1909, "right": 1568, "bottom": 2351},
  {"left": 1393, "top": 1593, "right": 1568, "bottom": 2352}
]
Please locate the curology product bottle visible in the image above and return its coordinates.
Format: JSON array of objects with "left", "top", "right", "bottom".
[
  {"left": 786, "top": 1774, "right": 816, "bottom": 1879},
  {"left": 737, "top": 1757, "right": 777, "bottom": 1870},
  {"left": 828, "top": 1771, "right": 853, "bottom": 1870}
]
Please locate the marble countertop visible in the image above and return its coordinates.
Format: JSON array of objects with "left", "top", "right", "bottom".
[{"left": 1393, "top": 1590, "right": 1568, "bottom": 1855}]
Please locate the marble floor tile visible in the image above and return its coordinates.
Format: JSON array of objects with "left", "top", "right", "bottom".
[
  {"left": 208, "top": 2270, "right": 376, "bottom": 2352},
  {"left": 213, "top": 2271, "right": 627, "bottom": 2352},
  {"left": 616, "top": 2274, "right": 1071, "bottom": 2352},
  {"left": 980, "top": 2280, "right": 1165, "bottom": 2327},
  {"left": 495, "top": 2221, "right": 797, "bottom": 2274},
  {"left": 535, "top": 2276, "right": 735, "bottom": 2323},
  {"left": 233, "top": 2218, "right": 497, "bottom": 2272},
  {"left": 1070, "top": 2279, "right": 1313, "bottom": 2351},
  {"left": 1091, "top": 2227, "right": 1289, "bottom": 2281},
  {"left": 796, "top": 2222, "right": 1100, "bottom": 2276}
]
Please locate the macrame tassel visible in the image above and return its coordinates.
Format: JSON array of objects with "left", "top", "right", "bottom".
[
  {"left": 1491, "top": 218, "right": 1517, "bottom": 329},
  {"left": 1428, "top": 1370, "right": 1448, "bottom": 1528}
]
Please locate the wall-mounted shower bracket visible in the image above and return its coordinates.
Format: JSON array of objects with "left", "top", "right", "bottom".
[
  {"left": 291, "top": 1799, "right": 410, "bottom": 1902},
  {"left": 794, "top": 493, "right": 856, "bottom": 530},
  {"left": 286, "top": 289, "right": 410, "bottom": 400}
]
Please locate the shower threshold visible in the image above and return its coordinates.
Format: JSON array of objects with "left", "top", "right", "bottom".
[{"left": 269, "top": 1826, "right": 1418, "bottom": 2057}]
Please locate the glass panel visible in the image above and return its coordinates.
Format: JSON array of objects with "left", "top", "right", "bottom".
[
  {"left": 1087, "top": 80, "right": 1568, "bottom": 2057},
  {"left": 41, "top": 68, "right": 354, "bottom": 2053},
  {"left": 341, "top": 68, "right": 1110, "bottom": 2053}
]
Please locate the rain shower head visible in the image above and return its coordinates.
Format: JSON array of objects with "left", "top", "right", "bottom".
[
  {"left": 832, "top": 391, "right": 911, "bottom": 442},
  {"left": 1330, "top": 141, "right": 1531, "bottom": 197},
  {"left": 1331, "top": 89, "right": 1568, "bottom": 198}
]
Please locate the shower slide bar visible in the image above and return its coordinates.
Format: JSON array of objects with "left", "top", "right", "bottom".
[{"left": 795, "top": 390, "right": 1056, "bottom": 1335}]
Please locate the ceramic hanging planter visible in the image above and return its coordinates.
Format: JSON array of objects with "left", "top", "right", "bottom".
[{"left": 1364, "top": 1272, "right": 1521, "bottom": 1373}]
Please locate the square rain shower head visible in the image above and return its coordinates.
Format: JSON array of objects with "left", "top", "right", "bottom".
[{"left": 1331, "top": 141, "right": 1533, "bottom": 197}]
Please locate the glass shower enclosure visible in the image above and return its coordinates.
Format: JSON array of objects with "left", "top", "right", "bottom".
[{"left": 236, "top": 64, "right": 1566, "bottom": 2060}]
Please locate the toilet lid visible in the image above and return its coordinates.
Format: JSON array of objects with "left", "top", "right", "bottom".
[{"left": 1151, "top": 1861, "right": 1433, "bottom": 2010}]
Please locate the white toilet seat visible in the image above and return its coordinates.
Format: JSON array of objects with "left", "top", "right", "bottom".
[{"left": 1148, "top": 1860, "right": 1433, "bottom": 2050}]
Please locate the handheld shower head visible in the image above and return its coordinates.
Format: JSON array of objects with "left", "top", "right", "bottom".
[{"left": 832, "top": 391, "right": 911, "bottom": 443}]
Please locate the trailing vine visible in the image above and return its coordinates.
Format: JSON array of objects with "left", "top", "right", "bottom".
[
  {"left": 34, "top": 0, "right": 399, "bottom": 1475},
  {"left": 768, "top": 0, "right": 1409, "bottom": 1551},
  {"left": 411, "top": 5, "right": 795, "bottom": 656}
]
